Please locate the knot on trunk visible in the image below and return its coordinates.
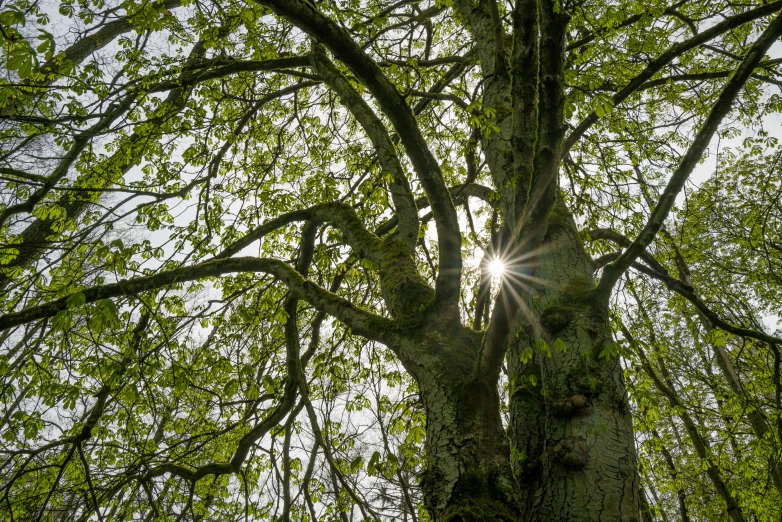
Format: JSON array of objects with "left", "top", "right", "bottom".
[
  {"left": 552, "top": 436, "right": 590, "bottom": 469},
  {"left": 566, "top": 364, "right": 604, "bottom": 397},
  {"left": 551, "top": 394, "right": 591, "bottom": 416},
  {"left": 540, "top": 303, "right": 573, "bottom": 332}
]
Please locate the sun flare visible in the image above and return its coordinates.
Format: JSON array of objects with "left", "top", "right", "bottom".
[{"left": 488, "top": 259, "right": 505, "bottom": 278}]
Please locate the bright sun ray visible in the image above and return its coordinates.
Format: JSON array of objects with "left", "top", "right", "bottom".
[{"left": 488, "top": 259, "right": 505, "bottom": 278}]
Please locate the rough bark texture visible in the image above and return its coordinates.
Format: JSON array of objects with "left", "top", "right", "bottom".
[
  {"left": 507, "top": 200, "right": 639, "bottom": 521},
  {"left": 391, "top": 199, "right": 639, "bottom": 521},
  {"left": 378, "top": 241, "right": 523, "bottom": 520},
  {"left": 446, "top": 1, "right": 639, "bottom": 519},
  {"left": 415, "top": 323, "right": 521, "bottom": 521}
]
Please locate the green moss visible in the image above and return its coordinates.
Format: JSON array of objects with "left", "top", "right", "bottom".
[
  {"left": 442, "top": 469, "right": 520, "bottom": 522},
  {"left": 546, "top": 200, "right": 575, "bottom": 231},
  {"left": 379, "top": 236, "right": 434, "bottom": 322},
  {"left": 562, "top": 273, "right": 597, "bottom": 303},
  {"left": 546, "top": 196, "right": 594, "bottom": 263}
]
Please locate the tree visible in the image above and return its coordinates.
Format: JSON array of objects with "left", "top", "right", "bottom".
[{"left": 2, "top": 0, "right": 782, "bottom": 520}]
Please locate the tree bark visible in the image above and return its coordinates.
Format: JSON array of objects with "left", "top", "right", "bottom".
[
  {"left": 392, "top": 199, "right": 639, "bottom": 521},
  {"left": 416, "top": 325, "right": 522, "bottom": 521},
  {"left": 507, "top": 199, "right": 639, "bottom": 520}
]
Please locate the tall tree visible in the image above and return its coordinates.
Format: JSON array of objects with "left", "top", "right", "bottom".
[{"left": 2, "top": 0, "right": 782, "bottom": 520}]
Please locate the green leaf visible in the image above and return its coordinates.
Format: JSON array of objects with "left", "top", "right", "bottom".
[
  {"left": 99, "top": 299, "right": 119, "bottom": 322},
  {"left": 598, "top": 342, "right": 619, "bottom": 361},
  {"left": 406, "top": 425, "right": 426, "bottom": 445},
  {"left": 224, "top": 378, "right": 239, "bottom": 397},
  {"left": 36, "top": 30, "right": 55, "bottom": 60},
  {"left": 52, "top": 309, "right": 72, "bottom": 331},
  {"left": 6, "top": 46, "right": 36, "bottom": 79},
  {"left": 23, "top": 422, "right": 38, "bottom": 439},
  {"left": 0, "top": 9, "right": 25, "bottom": 26},
  {"left": 66, "top": 292, "right": 87, "bottom": 309},
  {"left": 367, "top": 451, "right": 381, "bottom": 476},
  {"left": 246, "top": 383, "right": 259, "bottom": 401},
  {"left": 536, "top": 338, "right": 552, "bottom": 358}
]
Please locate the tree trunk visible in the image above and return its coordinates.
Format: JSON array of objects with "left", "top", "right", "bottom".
[
  {"left": 507, "top": 200, "right": 639, "bottom": 520},
  {"left": 400, "top": 200, "right": 639, "bottom": 521},
  {"left": 412, "top": 322, "right": 522, "bottom": 521}
]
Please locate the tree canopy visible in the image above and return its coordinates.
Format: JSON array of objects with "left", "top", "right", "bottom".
[{"left": 1, "top": 0, "right": 782, "bottom": 520}]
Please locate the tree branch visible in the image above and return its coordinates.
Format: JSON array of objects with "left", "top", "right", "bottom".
[
  {"left": 627, "top": 261, "right": 782, "bottom": 347},
  {"left": 373, "top": 183, "right": 495, "bottom": 237},
  {"left": 588, "top": 228, "right": 670, "bottom": 276},
  {"left": 597, "top": 11, "right": 782, "bottom": 298},
  {"left": 311, "top": 46, "right": 419, "bottom": 248},
  {"left": 257, "top": 0, "right": 463, "bottom": 312},
  {"left": 563, "top": 1, "right": 782, "bottom": 157},
  {"left": 37, "top": 0, "right": 182, "bottom": 83},
  {"left": 518, "top": 0, "right": 568, "bottom": 245},
  {"left": 217, "top": 203, "right": 383, "bottom": 264},
  {"left": 0, "top": 95, "right": 137, "bottom": 229},
  {"left": 621, "top": 317, "right": 746, "bottom": 522},
  {"left": 509, "top": 0, "right": 539, "bottom": 232},
  {"left": 566, "top": 1, "right": 690, "bottom": 52},
  {"left": 0, "top": 75, "right": 314, "bottom": 293},
  {"left": 0, "top": 257, "right": 394, "bottom": 342}
]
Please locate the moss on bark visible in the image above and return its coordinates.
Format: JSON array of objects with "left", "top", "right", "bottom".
[
  {"left": 379, "top": 236, "right": 435, "bottom": 322},
  {"left": 441, "top": 468, "right": 520, "bottom": 522}
]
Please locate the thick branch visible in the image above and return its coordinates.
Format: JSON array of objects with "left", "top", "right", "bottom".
[
  {"left": 0, "top": 95, "right": 137, "bottom": 229},
  {"left": 519, "top": 0, "right": 568, "bottom": 244},
  {"left": 588, "top": 228, "right": 669, "bottom": 276},
  {"left": 509, "top": 0, "right": 539, "bottom": 232},
  {"left": 217, "top": 203, "right": 383, "bottom": 264},
  {"left": 311, "top": 47, "right": 419, "bottom": 248},
  {"left": 37, "top": 0, "right": 182, "bottom": 83},
  {"left": 0, "top": 257, "right": 393, "bottom": 341},
  {"left": 0, "top": 167, "right": 47, "bottom": 183},
  {"left": 257, "top": 0, "right": 462, "bottom": 312},
  {"left": 597, "top": 12, "right": 782, "bottom": 298},
  {"left": 0, "top": 59, "right": 312, "bottom": 292},
  {"left": 150, "top": 56, "right": 313, "bottom": 93}
]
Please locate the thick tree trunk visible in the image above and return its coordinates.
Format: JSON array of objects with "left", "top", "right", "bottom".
[
  {"left": 406, "top": 202, "right": 638, "bottom": 521},
  {"left": 507, "top": 200, "right": 639, "bottom": 521},
  {"left": 413, "top": 323, "right": 522, "bottom": 521}
]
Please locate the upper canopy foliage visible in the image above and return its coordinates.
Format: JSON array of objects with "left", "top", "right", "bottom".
[{"left": 1, "top": 0, "right": 782, "bottom": 520}]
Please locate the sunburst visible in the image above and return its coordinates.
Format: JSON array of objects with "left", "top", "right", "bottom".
[{"left": 488, "top": 259, "right": 506, "bottom": 278}]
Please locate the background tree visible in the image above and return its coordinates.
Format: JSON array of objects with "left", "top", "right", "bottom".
[{"left": 1, "top": 0, "right": 782, "bottom": 520}]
